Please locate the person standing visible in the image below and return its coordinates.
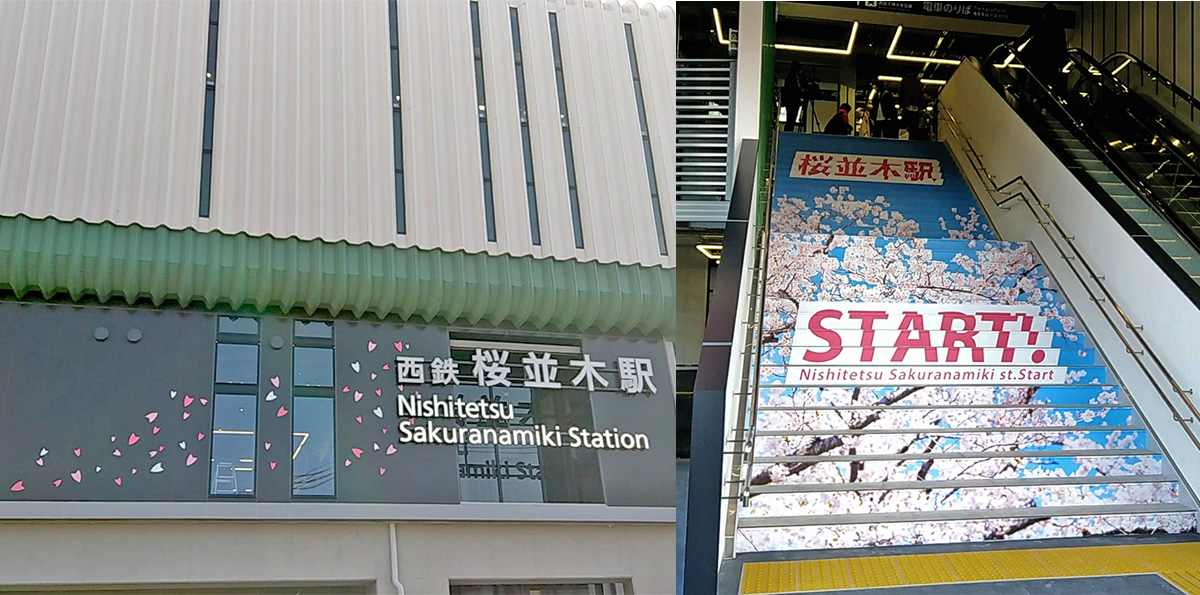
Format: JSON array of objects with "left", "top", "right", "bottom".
[
  {"left": 1017, "top": 3, "right": 1068, "bottom": 92},
  {"left": 781, "top": 62, "right": 806, "bottom": 132},
  {"left": 899, "top": 71, "right": 925, "bottom": 139}
]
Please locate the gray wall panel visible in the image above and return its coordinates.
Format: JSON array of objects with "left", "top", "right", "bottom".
[
  {"left": 582, "top": 336, "right": 674, "bottom": 507},
  {"left": 0, "top": 302, "right": 214, "bottom": 500},
  {"left": 333, "top": 321, "right": 460, "bottom": 504}
]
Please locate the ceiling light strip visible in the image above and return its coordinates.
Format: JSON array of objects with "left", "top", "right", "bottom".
[{"left": 886, "top": 25, "right": 962, "bottom": 66}]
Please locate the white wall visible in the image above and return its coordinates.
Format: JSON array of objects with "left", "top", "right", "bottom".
[
  {"left": 0, "top": 0, "right": 675, "bottom": 269},
  {"left": 940, "top": 61, "right": 1200, "bottom": 501},
  {"left": 0, "top": 521, "right": 673, "bottom": 595}
]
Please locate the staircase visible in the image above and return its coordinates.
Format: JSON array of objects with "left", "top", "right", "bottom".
[
  {"left": 736, "top": 234, "right": 1197, "bottom": 552},
  {"left": 676, "top": 58, "right": 734, "bottom": 219}
]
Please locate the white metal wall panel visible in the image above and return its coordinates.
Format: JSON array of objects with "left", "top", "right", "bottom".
[
  {"left": 396, "top": 0, "right": 489, "bottom": 256},
  {"left": 478, "top": 0, "right": 537, "bottom": 257},
  {"left": 629, "top": 1, "right": 678, "bottom": 266},
  {"left": 0, "top": 0, "right": 207, "bottom": 228},
  {"left": 208, "top": 0, "right": 396, "bottom": 245},
  {"left": 515, "top": 0, "right": 580, "bottom": 260},
  {"left": 0, "top": 0, "right": 674, "bottom": 269}
]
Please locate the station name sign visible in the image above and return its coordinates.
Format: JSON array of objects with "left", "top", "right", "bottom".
[
  {"left": 790, "top": 151, "right": 942, "bottom": 185},
  {"left": 395, "top": 394, "right": 650, "bottom": 451},
  {"left": 785, "top": 302, "right": 1068, "bottom": 386}
]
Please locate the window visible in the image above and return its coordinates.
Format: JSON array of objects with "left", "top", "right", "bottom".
[
  {"left": 209, "top": 315, "right": 259, "bottom": 496},
  {"left": 548, "top": 13, "right": 585, "bottom": 249},
  {"left": 449, "top": 336, "right": 603, "bottom": 504},
  {"left": 624, "top": 24, "right": 668, "bottom": 257},
  {"left": 292, "top": 396, "right": 335, "bottom": 496},
  {"left": 198, "top": 0, "right": 220, "bottom": 218},
  {"left": 471, "top": 0, "right": 498, "bottom": 242},
  {"left": 451, "top": 582, "right": 628, "bottom": 595},
  {"left": 510, "top": 7, "right": 541, "bottom": 245},
  {"left": 387, "top": 0, "right": 406, "bottom": 234},
  {"left": 292, "top": 320, "right": 335, "bottom": 497},
  {"left": 209, "top": 394, "right": 256, "bottom": 495}
]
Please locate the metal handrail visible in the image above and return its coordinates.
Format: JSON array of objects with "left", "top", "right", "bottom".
[
  {"left": 984, "top": 43, "right": 1200, "bottom": 267},
  {"left": 1063, "top": 48, "right": 1200, "bottom": 176},
  {"left": 1098, "top": 50, "right": 1200, "bottom": 117},
  {"left": 939, "top": 104, "right": 1200, "bottom": 505},
  {"left": 720, "top": 125, "right": 780, "bottom": 559}
]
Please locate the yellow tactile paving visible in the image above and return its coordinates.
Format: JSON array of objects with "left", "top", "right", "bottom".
[{"left": 739, "top": 541, "right": 1200, "bottom": 594}]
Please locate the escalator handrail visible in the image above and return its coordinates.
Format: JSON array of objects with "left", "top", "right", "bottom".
[
  {"left": 1064, "top": 48, "right": 1200, "bottom": 178},
  {"left": 1097, "top": 49, "right": 1200, "bottom": 117},
  {"left": 983, "top": 42, "right": 1200, "bottom": 265}
]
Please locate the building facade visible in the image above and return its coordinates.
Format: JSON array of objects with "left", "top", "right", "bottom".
[{"left": 0, "top": 1, "right": 676, "bottom": 593}]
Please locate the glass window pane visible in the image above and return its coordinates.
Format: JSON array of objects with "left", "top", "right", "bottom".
[
  {"left": 294, "top": 320, "right": 333, "bottom": 339},
  {"left": 293, "top": 347, "right": 334, "bottom": 387},
  {"left": 217, "top": 316, "right": 258, "bottom": 335},
  {"left": 210, "top": 393, "right": 256, "bottom": 495},
  {"left": 215, "top": 343, "right": 258, "bottom": 384},
  {"left": 494, "top": 388, "right": 544, "bottom": 503},
  {"left": 292, "top": 397, "right": 335, "bottom": 496}
]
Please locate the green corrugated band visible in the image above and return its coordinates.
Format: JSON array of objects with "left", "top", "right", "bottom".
[{"left": 0, "top": 215, "right": 675, "bottom": 340}]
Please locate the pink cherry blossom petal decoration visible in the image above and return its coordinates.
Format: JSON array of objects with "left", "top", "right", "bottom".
[
  {"left": 270, "top": 461, "right": 277, "bottom": 470},
  {"left": 355, "top": 416, "right": 363, "bottom": 424},
  {"left": 344, "top": 459, "right": 352, "bottom": 467},
  {"left": 53, "top": 479, "right": 63, "bottom": 487},
  {"left": 270, "top": 377, "right": 280, "bottom": 388},
  {"left": 183, "top": 395, "right": 194, "bottom": 407},
  {"left": 145, "top": 411, "right": 158, "bottom": 423},
  {"left": 70, "top": 470, "right": 82, "bottom": 483},
  {"left": 264, "top": 442, "right": 272, "bottom": 451},
  {"left": 386, "top": 444, "right": 397, "bottom": 455},
  {"left": 152, "top": 426, "right": 161, "bottom": 434},
  {"left": 10, "top": 480, "right": 24, "bottom": 492},
  {"left": 371, "top": 372, "right": 378, "bottom": 380},
  {"left": 197, "top": 432, "right": 205, "bottom": 441},
  {"left": 342, "top": 386, "right": 351, "bottom": 393},
  {"left": 185, "top": 454, "right": 198, "bottom": 466},
  {"left": 182, "top": 411, "right": 190, "bottom": 420},
  {"left": 128, "top": 433, "right": 140, "bottom": 446},
  {"left": 276, "top": 406, "right": 288, "bottom": 417},
  {"left": 114, "top": 477, "right": 122, "bottom": 486},
  {"left": 351, "top": 448, "right": 363, "bottom": 458},
  {"left": 354, "top": 391, "right": 363, "bottom": 402},
  {"left": 368, "top": 341, "right": 377, "bottom": 351},
  {"left": 379, "top": 467, "right": 386, "bottom": 476},
  {"left": 375, "top": 389, "right": 383, "bottom": 397},
  {"left": 112, "top": 449, "right": 122, "bottom": 457},
  {"left": 73, "top": 448, "right": 82, "bottom": 457},
  {"left": 35, "top": 458, "right": 44, "bottom": 466},
  {"left": 200, "top": 398, "right": 208, "bottom": 406}
]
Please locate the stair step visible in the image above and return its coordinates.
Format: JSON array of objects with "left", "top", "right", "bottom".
[
  {"left": 748, "top": 473, "right": 1175, "bottom": 494},
  {"left": 760, "top": 385, "right": 1122, "bottom": 408},
  {"left": 756, "top": 425, "right": 1141, "bottom": 437},
  {"left": 757, "top": 404, "right": 1130, "bottom": 411},
  {"left": 736, "top": 502, "right": 1194, "bottom": 528},
  {"left": 753, "top": 448, "right": 1157, "bottom": 464}
]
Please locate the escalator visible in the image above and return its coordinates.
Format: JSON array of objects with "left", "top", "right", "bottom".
[{"left": 983, "top": 45, "right": 1200, "bottom": 296}]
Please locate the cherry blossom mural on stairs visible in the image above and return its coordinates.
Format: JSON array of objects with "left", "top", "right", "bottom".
[{"left": 738, "top": 134, "right": 1197, "bottom": 552}]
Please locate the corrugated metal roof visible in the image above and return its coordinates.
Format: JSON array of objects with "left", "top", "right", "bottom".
[{"left": 0, "top": 215, "right": 674, "bottom": 339}]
